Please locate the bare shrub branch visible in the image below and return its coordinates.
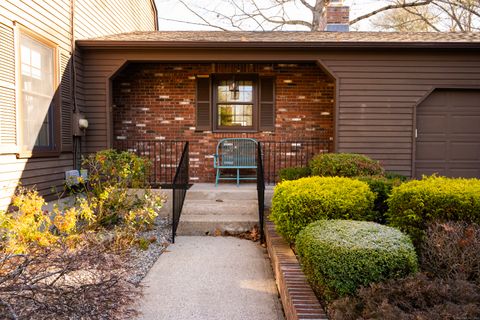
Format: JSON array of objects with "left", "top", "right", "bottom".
[{"left": 0, "top": 241, "right": 141, "bottom": 320}]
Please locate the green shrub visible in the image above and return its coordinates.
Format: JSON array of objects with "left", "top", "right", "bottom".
[
  {"left": 84, "top": 149, "right": 149, "bottom": 190},
  {"left": 384, "top": 171, "right": 409, "bottom": 181},
  {"left": 80, "top": 149, "right": 161, "bottom": 229},
  {"left": 309, "top": 153, "right": 384, "bottom": 177},
  {"left": 296, "top": 220, "right": 418, "bottom": 300},
  {"left": 270, "top": 177, "right": 375, "bottom": 242},
  {"left": 357, "top": 175, "right": 404, "bottom": 223},
  {"left": 278, "top": 166, "right": 311, "bottom": 181},
  {"left": 386, "top": 176, "right": 480, "bottom": 246}
]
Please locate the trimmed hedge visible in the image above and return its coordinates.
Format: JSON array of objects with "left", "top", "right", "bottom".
[
  {"left": 296, "top": 220, "right": 418, "bottom": 300},
  {"left": 309, "top": 153, "right": 384, "bottom": 177},
  {"left": 270, "top": 176, "right": 375, "bottom": 242},
  {"left": 387, "top": 176, "right": 480, "bottom": 246},
  {"left": 357, "top": 175, "right": 404, "bottom": 224},
  {"left": 278, "top": 166, "right": 311, "bottom": 182}
]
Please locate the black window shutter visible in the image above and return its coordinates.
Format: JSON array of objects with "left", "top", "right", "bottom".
[
  {"left": 259, "top": 77, "right": 275, "bottom": 131},
  {"left": 196, "top": 77, "right": 211, "bottom": 131}
]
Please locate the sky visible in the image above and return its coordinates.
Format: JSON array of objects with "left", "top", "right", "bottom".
[{"left": 155, "top": 0, "right": 388, "bottom": 31}]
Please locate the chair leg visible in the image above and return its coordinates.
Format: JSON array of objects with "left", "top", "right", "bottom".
[
  {"left": 237, "top": 169, "right": 240, "bottom": 187},
  {"left": 216, "top": 169, "right": 220, "bottom": 187}
]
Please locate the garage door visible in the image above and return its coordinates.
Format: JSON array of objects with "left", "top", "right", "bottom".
[{"left": 415, "top": 89, "right": 480, "bottom": 178}]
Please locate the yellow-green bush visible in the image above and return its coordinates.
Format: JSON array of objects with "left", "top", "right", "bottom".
[
  {"left": 296, "top": 220, "right": 418, "bottom": 300},
  {"left": 0, "top": 188, "right": 81, "bottom": 253},
  {"left": 270, "top": 176, "right": 375, "bottom": 242},
  {"left": 309, "top": 153, "right": 384, "bottom": 177},
  {"left": 81, "top": 149, "right": 161, "bottom": 228},
  {"left": 386, "top": 176, "right": 480, "bottom": 246}
]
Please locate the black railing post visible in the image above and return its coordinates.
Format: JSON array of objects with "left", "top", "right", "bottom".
[
  {"left": 257, "top": 141, "right": 265, "bottom": 242},
  {"left": 172, "top": 141, "right": 189, "bottom": 243}
]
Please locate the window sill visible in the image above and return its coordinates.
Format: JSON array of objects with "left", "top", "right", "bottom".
[
  {"left": 0, "top": 145, "right": 19, "bottom": 155},
  {"left": 16, "top": 149, "right": 61, "bottom": 159},
  {"left": 213, "top": 129, "right": 258, "bottom": 133}
]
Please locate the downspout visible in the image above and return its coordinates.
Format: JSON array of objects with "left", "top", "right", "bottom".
[
  {"left": 70, "top": 0, "right": 82, "bottom": 169},
  {"left": 150, "top": 0, "right": 159, "bottom": 30},
  {"left": 70, "top": 0, "right": 77, "bottom": 113}
]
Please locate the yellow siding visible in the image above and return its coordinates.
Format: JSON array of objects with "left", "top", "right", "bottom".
[{"left": 0, "top": 0, "right": 156, "bottom": 209}]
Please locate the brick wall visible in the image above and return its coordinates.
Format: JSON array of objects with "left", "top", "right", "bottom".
[{"left": 112, "top": 63, "right": 335, "bottom": 183}]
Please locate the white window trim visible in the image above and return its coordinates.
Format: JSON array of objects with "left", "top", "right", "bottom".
[{"left": 14, "top": 22, "right": 60, "bottom": 158}]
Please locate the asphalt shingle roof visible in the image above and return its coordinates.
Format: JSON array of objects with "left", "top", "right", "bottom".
[{"left": 77, "top": 31, "right": 480, "bottom": 48}]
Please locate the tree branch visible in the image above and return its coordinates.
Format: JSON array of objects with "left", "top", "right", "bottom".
[
  {"left": 403, "top": 6, "right": 442, "bottom": 31},
  {"left": 350, "top": 0, "right": 434, "bottom": 25}
]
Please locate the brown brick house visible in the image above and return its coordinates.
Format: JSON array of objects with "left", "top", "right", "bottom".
[
  {"left": 111, "top": 62, "right": 334, "bottom": 183},
  {"left": 77, "top": 31, "right": 480, "bottom": 184}
]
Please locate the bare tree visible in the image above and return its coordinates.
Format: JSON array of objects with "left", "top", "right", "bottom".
[
  {"left": 373, "top": 0, "right": 480, "bottom": 31},
  {"left": 160, "top": 0, "right": 480, "bottom": 31},
  {"left": 372, "top": 4, "right": 441, "bottom": 31},
  {"left": 160, "top": 0, "right": 479, "bottom": 31}
]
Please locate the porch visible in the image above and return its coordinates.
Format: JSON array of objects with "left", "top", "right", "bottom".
[{"left": 111, "top": 61, "right": 335, "bottom": 185}]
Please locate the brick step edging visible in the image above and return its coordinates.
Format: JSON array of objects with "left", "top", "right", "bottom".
[{"left": 265, "top": 219, "right": 329, "bottom": 320}]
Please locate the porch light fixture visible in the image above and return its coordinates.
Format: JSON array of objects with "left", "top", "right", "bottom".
[{"left": 228, "top": 76, "right": 240, "bottom": 100}]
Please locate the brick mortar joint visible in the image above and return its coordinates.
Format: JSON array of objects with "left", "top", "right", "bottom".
[{"left": 265, "top": 219, "right": 329, "bottom": 320}]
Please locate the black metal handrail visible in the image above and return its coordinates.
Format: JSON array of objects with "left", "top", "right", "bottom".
[
  {"left": 261, "top": 140, "right": 332, "bottom": 184},
  {"left": 113, "top": 140, "right": 187, "bottom": 187},
  {"left": 257, "top": 141, "right": 265, "bottom": 242},
  {"left": 172, "top": 142, "right": 189, "bottom": 243}
]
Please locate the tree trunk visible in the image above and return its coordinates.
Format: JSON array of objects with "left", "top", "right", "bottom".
[{"left": 311, "top": 0, "right": 326, "bottom": 31}]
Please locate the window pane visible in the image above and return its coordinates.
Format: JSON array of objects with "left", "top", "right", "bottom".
[
  {"left": 217, "top": 80, "right": 253, "bottom": 103},
  {"left": 218, "top": 104, "right": 253, "bottom": 127},
  {"left": 20, "top": 33, "right": 55, "bottom": 150}
]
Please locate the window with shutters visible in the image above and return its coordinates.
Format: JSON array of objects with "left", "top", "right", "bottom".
[
  {"left": 18, "top": 28, "right": 60, "bottom": 156},
  {"left": 213, "top": 75, "right": 257, "bottom": 132},
  {"left": 196, "top": 74, "right": 275, "bottom": 132}
]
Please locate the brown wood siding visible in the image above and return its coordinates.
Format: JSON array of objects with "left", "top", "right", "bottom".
[
  {"left": 320, "top": 51, "right": 480, "bottom": 176},
  {"left": 0, "top": 0, "right": 156, "bottom": 208},
  {"left": 79, "top": 48, "right": 480, "bottom": 177}
]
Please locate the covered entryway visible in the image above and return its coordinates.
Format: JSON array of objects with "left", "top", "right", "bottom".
[{"left": 415, "top": 89, "right": 480, "bottom": 178}]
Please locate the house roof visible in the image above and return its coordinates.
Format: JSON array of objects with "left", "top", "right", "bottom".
[{"left": 76, "top": 31, "right": 480, "bottom": 49}]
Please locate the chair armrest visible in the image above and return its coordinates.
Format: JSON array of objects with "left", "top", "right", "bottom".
[{"left": 213, "top": 154, "right": 218, "bottom": 167}]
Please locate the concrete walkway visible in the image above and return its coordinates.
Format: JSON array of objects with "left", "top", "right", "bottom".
[{"left": 137, "top": 236, "right": 284, "bottom": 320}]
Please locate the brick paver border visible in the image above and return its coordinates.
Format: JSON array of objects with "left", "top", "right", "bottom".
[{"left": 265, "top": 219, "right": 329, "bottom": 320}]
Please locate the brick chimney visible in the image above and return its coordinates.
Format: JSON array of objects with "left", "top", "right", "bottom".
[{"left": 325, "top": 0, "right": 350, "bottom": 32}]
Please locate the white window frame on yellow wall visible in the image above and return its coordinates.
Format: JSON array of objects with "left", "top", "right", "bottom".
[{"left": 14, "top": 23, "right": 60, "bottom": 158}]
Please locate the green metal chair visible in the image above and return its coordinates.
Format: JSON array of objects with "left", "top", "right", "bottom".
[{"left": 213, "top": 138, "right": 257, "bottom": 186}]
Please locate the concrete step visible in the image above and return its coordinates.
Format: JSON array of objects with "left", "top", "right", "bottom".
[
  {"left": 185, "top": 185, "right": 258, "bottom": 201},
  {"left": 182, "top": 199, "right": 258, "bottom": 216},
  {"left": 176, "top": 214, "right": 258, "bottom": 236}
]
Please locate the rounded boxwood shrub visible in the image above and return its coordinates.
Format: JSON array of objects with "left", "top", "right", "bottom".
[
  {"left": 270, "top": 176, "right": 375, "bottom": 242},
  {"left": 309, "top": 153, "right": 384, "bottom": 177},
  {"left": 296, "top": 220, "right": 418, "bottom": 300},
  {"left": 386, "top": 176, "right": 480, "bottom": 246},
  {"left": 278, "top": 166, "right": 311, "bottom": 181}
]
